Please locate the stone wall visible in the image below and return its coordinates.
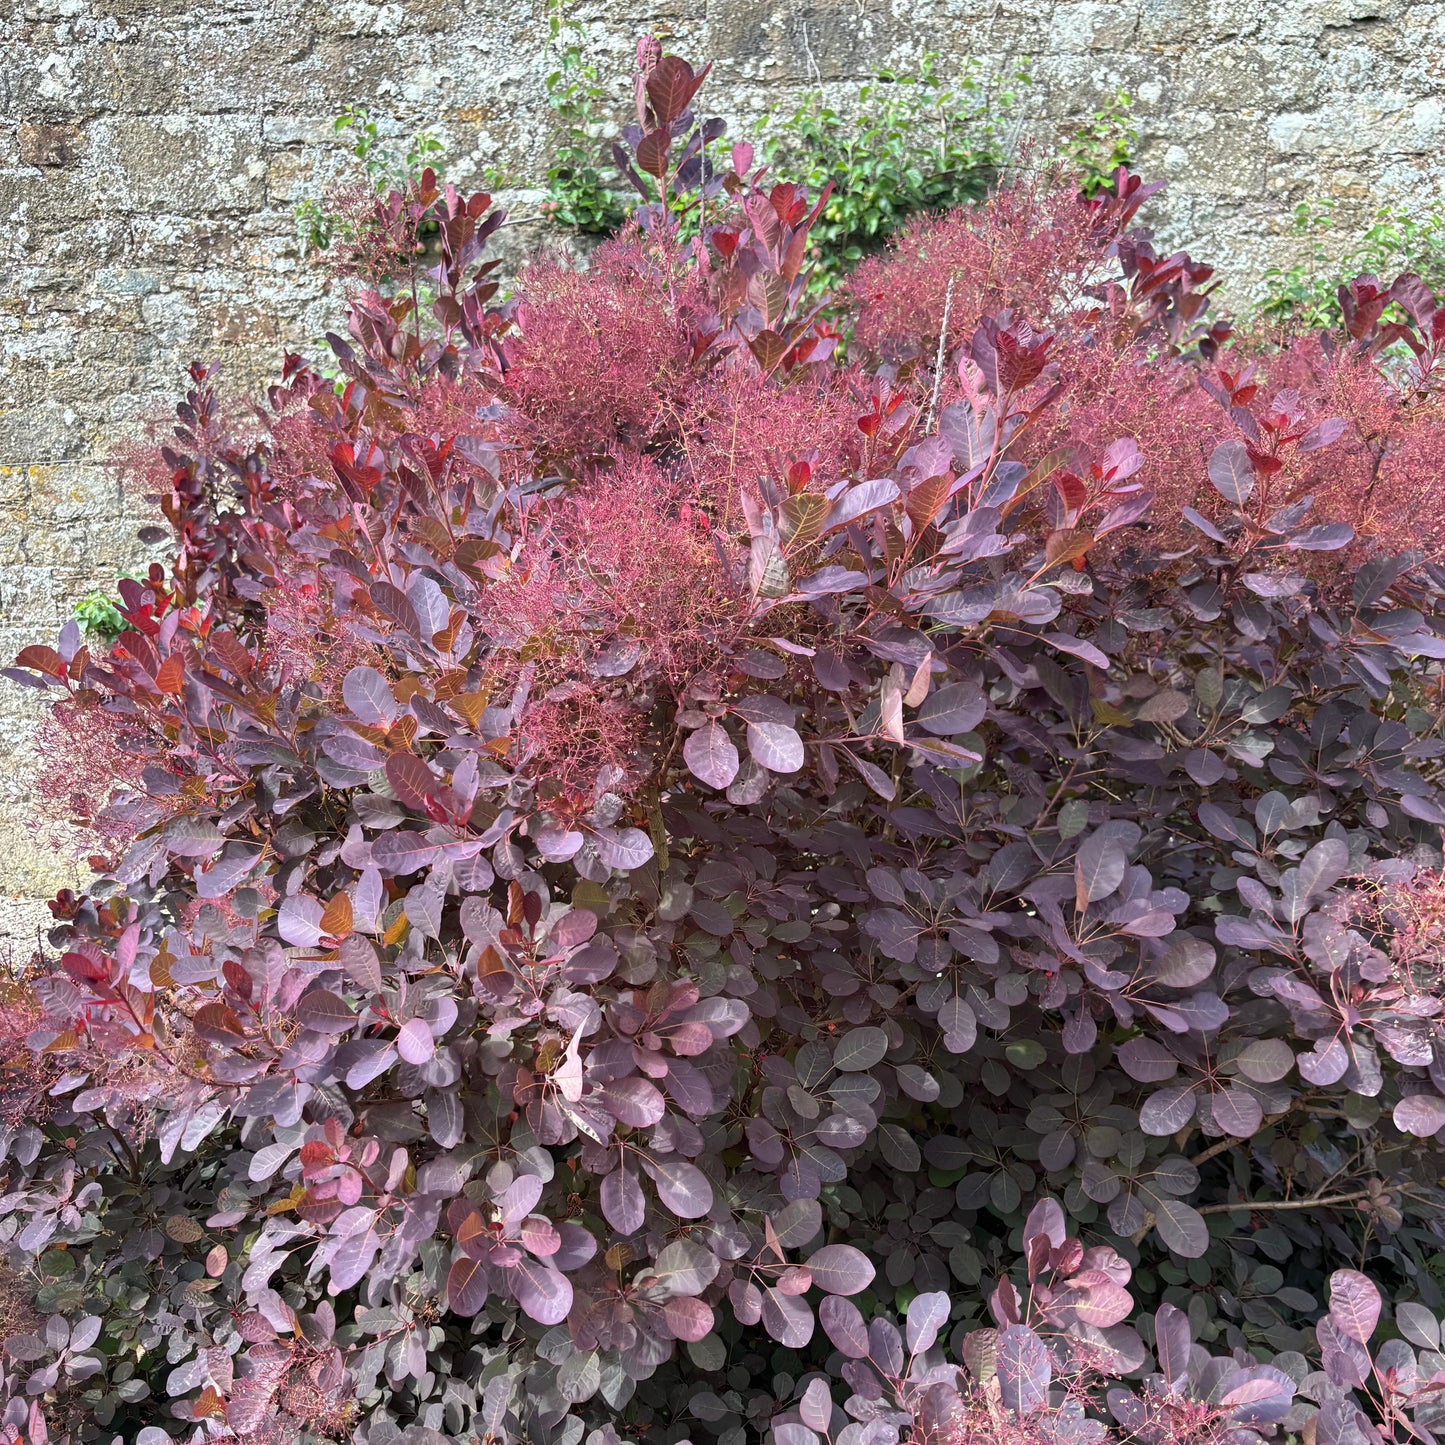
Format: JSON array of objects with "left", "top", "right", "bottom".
[{"left": 2, "top": 0, "right": 1442, "bottom": 939}]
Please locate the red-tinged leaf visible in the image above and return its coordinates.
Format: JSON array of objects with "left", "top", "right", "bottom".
[
  {"left": 1044, "top": 527, "right": 1094, "bottom": 568},
  {"left": 319, "top": 892, "right": 352, "bottom": 940},
  {"left": 209, "top": 630, "right": 253, "bottom": 678},
  {"left": 155, "top": 653, "right": 184, "bottom": 695},
  {"left": 60, "top": 950, "right": 109, "bottom": 986},
  {"left": 662, "top": 1295, "right": 714, "bottom": 1341},
  {"left": 386, "top": 753, "right": 435, "bottom": 811},
  {"left": 646, "top": 55, "right": 710, "bottom": 124},
  {"left": 1051, "top": 469, "right": 1088, "bottom": 512},
  {"left": 448, "top": 1255, "right": 488, "bottom": 1316},
  {"left": 16, "top": 645, "right": 65, "bottom": 678},
  {"left": 192, "top": 1002, "right": 248, "bottom": 1047},
  {"left": 905, "top": 472, "right": 954, "bottom": 530},
  {"left": 747, "top": 329, "right": 789, "bottom": 373},
  {"left": 1155, "top": 1303, "right": 1192, "bottom": 1384},
  {"left": 550, "top": 909, "right": 597, "bottom": 950},
  {"left": 636, "top": 128, "right": 671, "bottom": 180}
]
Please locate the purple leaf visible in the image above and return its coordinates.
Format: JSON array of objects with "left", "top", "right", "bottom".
[
  {"left": 683, "top": 721, "right": 740, "bottom": 789},
  {"left": 1298, "top": 417, "right": 1346, "bottom": 452},
  {"left": 339, "top": 935, "right": 384, "bottom": 994},
  {"left": 371, "top": 831, "right": 443, "bottom": 875},
  {"left": 800, "top": 1378, "right": 833, "bottom": 1432},
  {"left": 997, "top": 1323, "right": 1050, "bottom": 1415},
  {"left": 295, "top": 990, "right": 357, "bottom": 1036},
  {"left": 1154, "top": 1303, "right": 1191, "bottom": 1385},
  {"left": 1042, "top": 632, "right": 1110, "bottom": 670},
  {"left": 804, "top": 1244, "right": 874, "bottom": 1295},
  {"left": 1075, "top": 833, "right": 1125, "bottom": 904},
  {"left": 329, "top": 1226, "right": 380, "bottom": 1291},
  {"left": 761, "top": 1287, "right": 814, "bottom": 1348},
  {"left": 597, "top": 1077, "right": 665, "bottom": 1128},
  {"left": 647, "top": 1158, "right": 713, "bottom": 1218},
  {"left": 648, "top": 1239, "right": 719, "bottom": 1297},
  {"left": 448, "top": 1255, "right": 488, "bottom": 1316},
  {"left": 774, "top": 1426, "right": 819, "bottom": 1445},
  {"left": 593, "top": 827, "right": 655, "bottom": 870},
  {"left": 1139, "top": 1085, "right": 1196, "bottom": 1136},
  {"left": 1181, "top": 505, "right": 1227, "bottom": 542},
  {"left": 819, "top": 1295, "right": 869, "bottom": 1357},
  {"left": 915, "top": 681, "right": 986, "bottom": 735},
  {"left": 1022, "top": 1198, "right": 1067, "bottom": 1250},
  {"left": 278, "top": 895, "right": 326, "bottom": 948},
  {"left": 1211, "top": 1085, "right": 1262, "bottom": 1137},
  {"left": 823, "top": 478, "right": 899, "bottom": 533},
  {"left": 1329, "top": 1269, "right": 1381, "bottom": 1344},
  {"left": 600, "top": 1167, "right": 645, "bottom": 1234},
  {"left": 1153, "top": 1197, "right": 1208, "bottom": 1258},
  {"left": 343, "top": 666, "right": 398, "bottom": 727},
  {"left": 511, "top": 1259, "right": 573, "bottom": 1325},
  {"left": 1287, "top": 522, "right": 1354, "bottom": 551},
  {"left": 833, "top": 1027, "right": 888, "bottom": 1072},
  {"left": 747, "top": 720, "right": 804, "bottom": 773},
  {"left": 1394, "top": 1093, "right": 1445, "bottom": 1138},
  {"left": 1207, "top": 440, "right": 1254, "bottom": 505},
  {"left": 551, "top": 908, "right": 598, "bottom": 950},
  {"left": 396, "top": 1017, "right": 435, "bottom": 1066},
  {"left": 906, "top": 1291, "right": 951, "bottom": 1353}
]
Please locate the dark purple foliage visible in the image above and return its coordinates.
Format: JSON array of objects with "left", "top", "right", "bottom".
[{"left": 5, "top": 35, "right": 1445, "bottom": 1445}]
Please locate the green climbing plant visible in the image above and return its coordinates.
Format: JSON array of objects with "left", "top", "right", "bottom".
[
  {"left": 1257, "top": 199, "right": 1445, "bottom": 328},
  {"left": 297, "top": 105, "right": 447, "bottom": 253},
  {"left": 540, "top": 0, "right": 629, "bottom": 234},
  {"left": 1064, "top": 88, "right": 1137, "bottom": 198},
  {"left": 71, "top": 585, "right": 135, "bottom": 644},
  {"left": 762, "top": 53, "right": 1029, "bottom": 289}
]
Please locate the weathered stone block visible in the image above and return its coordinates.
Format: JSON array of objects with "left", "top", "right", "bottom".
[{"left": 17, "top": 121, "right": 85, "bottom": 166}]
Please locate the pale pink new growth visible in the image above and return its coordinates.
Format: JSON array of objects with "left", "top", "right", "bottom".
[
  {"left": 482, "top": 453, "right": 744, "bottom": 793},
  {"left": 846, "top": 174, "right": 1116, "bottom": 361},
  {"left": 504, "top": 232, "right": 707, "bottom": 459},
  {"left": 34, "top": 696, "right": 152, "bottom": 854}
]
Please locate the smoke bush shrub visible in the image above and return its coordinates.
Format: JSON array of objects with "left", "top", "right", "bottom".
[{"left": 8, "top": 40, "right": 1445, "bottom": 1445}]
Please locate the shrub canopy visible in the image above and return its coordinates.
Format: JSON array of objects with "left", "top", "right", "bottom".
[{"left": 7, "top": 41, "right": 1445, "bottom": 1445}]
